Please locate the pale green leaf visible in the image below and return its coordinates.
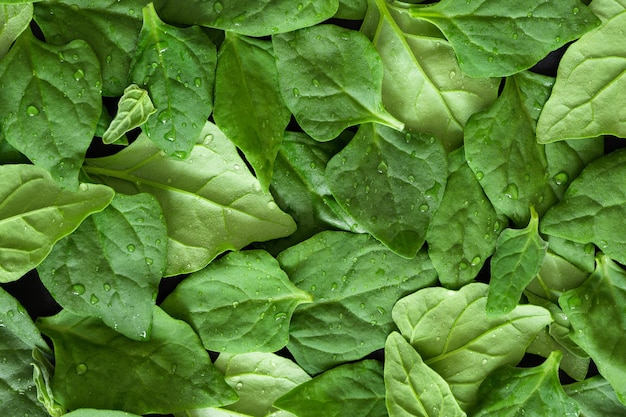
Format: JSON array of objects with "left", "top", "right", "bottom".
[
  {"left": 564, "top": 375, "right": 626, "bottom": 416},
  {"left": 0, "top": 165, "right": 114, "bottom": 282},
  {"left": 162, "top": 250, "right": 312, "bottom": 353},
  {"left": 326, "top": 124, "right": 447, "bottom": 258},
  {"left": 32, "top": 348, "right": 65, "bottom": 417},
  {"left": 103, "top": 84, "right": 156, "bottom": 144},
  {"left": 84, "top": 122, "right": 296, "bottom": 276},
  {"left": 0, "top": 3, "right": 32, "bottom": 59},
  {"left": 63, "top": 410, "right": 142, "bottom": 417},
  {"left": 590, "top": 0, "right": 626, "bottom": 22}
]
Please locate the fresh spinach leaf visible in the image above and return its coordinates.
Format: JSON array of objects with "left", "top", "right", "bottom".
[
  {"left": 102, "top": 84, "right": 156, "bottom": 145},
  {"left": 0, "top": 3, "right": 31, "bottom": 59},
  {"left": 565, "top": 375, "right": 626, "bottom": 417},
  {"left": 32, "top": 348, "right": 65, "bottom": 417}
]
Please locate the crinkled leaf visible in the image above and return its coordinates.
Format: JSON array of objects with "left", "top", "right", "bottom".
[
  {"left": 84, "top": 122, "right": 296, "bottom": 276},
  {"left": 32, "top": 348, "right": 65, "bottom": 417},
  {"left": 0, "top": 31, "right": 102, "bottom": 188},
  {"left": 408, "top": 0, "right": 600, "bottom": 77},
  {"left": 0, "top": 165, "right": 114, "bottom": 282},
  {"left": 559, "top": 255, "right": 626, "bottom": 404},
  {"left": 361, "top": 0, "right": 498, "bottom": 151},
  {"left": 162, "top": 250, "right": 311, "bottom": 353},
  {"left": 37, "top": 193, "right": 167, "bottom": 341},
  {"left": 487, "top": 207, "right": 548, "bottom": 316},
  {"left": 131, "top": 3, "right": 216, "bottom": 159},
  {"left": 392, "top": 283, "right": 552, "bottom": 410},
  {"left": 159, "top": 0, "right": 339, "bottom": 37},
  {"left": 213, "top": 33, "right": 290, "bottom": 190},
  {"left": 326, "top": 124, "right": 447, "bottom": 258},
  {"left": 37, "top": 307, "right": 238, "bottom": 415},
  {"left": 385, "top": 332, "right": 466, "bottom": 417},
  {"left": 274, "top": 360, "right": 386, "bottom": 417},
  {"left": 103, "top": 84, "right": 156, "bottom": 144},
  {"left": 273, "top": 24, "right": 403, "bottom": 141},
  {"left": 427, "top": 148, "right": 506, "bottom": 288},
  {"left": 541, "top": 148, "right": 626, "bottom": 266},
  {"left": 537, "top": 10, "right": 626, "bottom": 142},
  {"left": 471, "top": 351, "right": 579, "bottom": 416},
  {"left": 277, "top": 231, "right": 437, "bottom": 374},
  {"left": 0, "top": 3, "right": 31, "bottom": 59},
  {"left": 564, "top": 375, "right": 626, "bottom": 416}
]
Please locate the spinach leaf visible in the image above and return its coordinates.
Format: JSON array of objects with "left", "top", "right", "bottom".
[
  {"left": 213, "top": 33, "right": 290, "bottom": 190},
  {"left": 336, "top": 0, "right": 367, "bottom": 20},
  {"left": 84, "top": 122, "right": 296, "bottom": 276},
  {"left": 559, "top": 255, "right": 626, "bottom": 404},
  {"left": 37, "top": 193, "right": 167, "bottom": 341},
  {"left": 407, "top": 0, "right": 600, "bottom": 77},
  {"left": 162, "top": 250, "right": 311, "bottom": 353},
  {"left": 392, "top": 283, "right": 552, "bottom": 410},
  {"left": 0, "top": 30, "right": 101, "bottom": 188},
  {"left": 590, "top": 0, "right": 626, "bottom": 22},
  {"left": 471, "top": 351, "right": 580, "bottom": 416},
  {"left": 37, "top": 307, "right": 238, "bottom": 415},
  {"left": 487, "top": 207, "right": 548, "bottom": 316},
  {"left": 537, "top": 9, "right": 626, "bottom": 142},
  {"left": 385, "top": 332, "right": 466, "bottom": 417},
  {"left": 565, "top": 375, "right": 626, "bottom": 417},
  {"left": 0, "top": 3, "right": 31, "bottom": 59},
  {"left": 0, "top": 165, "right": 114, "bottom": 282},
  {"left": 427, "top": 148, "right": 505, "bottom": 288},
  {"left": 63, "top": 410, "right": 142, "bottom": 417},
  {"left": 131, "top": 3, "right": 216, "bottom": 159},
  {"left": 273, "top": 24, "right": 403, "bottom": 141},
  {"left": 274, "top": 360, "right": 387, "bottom": 417},
  {"left": 102, "top": 84, "right": 156, "bottom": 145},
  {"left": 326, "top": 124, "right": 447, "bottom": 258},
  {"left": 362, "top": 0, "right": 499, "bottom": 151},
  {"left": 32, "top": 348, "right": 65, "bottom": 417},
  {"left": 277, "top": 231, "right": 437, "bottom": 374}
]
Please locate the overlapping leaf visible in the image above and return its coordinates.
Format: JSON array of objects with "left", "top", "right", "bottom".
[
  {"left": 103, "top": 84, "right": 156, "bottom": 144},
  {"left": 0, "top": 3, "right": 31, "bottom": 59},
  {"left": 565, "top": 375, "right": 626, "bottom": 416}
]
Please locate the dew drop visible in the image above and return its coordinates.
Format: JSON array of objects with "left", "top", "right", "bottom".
[
  {"left": 90, "top": 294, "right": 99, "bottom": 304},
  {"left": 105, "top": 55, "right": 112, "bottom": 64},
  {"left": 376, "top": 306, "right": 386, "bottom": 315},
  {"left": 331, "top": 282, "right": 338, "bottom": 291},
  {"left": 145, "top": 257, "right": 154, "bottom": 266},
  {"left": 471, "top": 256, "right": 481, "bottom": 266},
  {"left": 193, "top": 77, "right": 202, "bottom": 87},
  {"left": 297, "top": 3, "right": 304, "bottom": 11},
  {"left": 504, "top": 183, "right": 519, "bottom": 200},
  {"left": 235, "top": 381, "right": 243, "bottom": 390},
  {"left": 173, "top": 150, "right": 187, "bottom": 159},
  {"left": 487, "top": 56, "right": 494, "bottom": 63},
  {"left": 310, "top": 285, "right": 317, "bottom": 292},
  {"left": 292, "top": 87, "right": 300, "bottom": 97},
  {"left": 418, "top": 204, "right": 429, "bottom": 213},
  {"left": 475, "top": 171, "right": 484, "bottom": 180},
  {"left": 408, "top": 175, "right": 415, "bottom": 182},
  {"left": 481, "top": 358, "right": 488, "bottom": 365},
  {"left": 572, "top": 6, "right": 579, "bottom": 14},
  {"left": 553, "top": 172, "right": 569, "bottom": 185},
  {"left": 512, "top": 33, "right": 519, "bottom": 39},
  {"left": 459, "top": 261, "right": 468, "bottom": 270},
  {"left": 72, "top": 284, "right": 85, "bottom": 295},
  {"left": 312, "top": 78, "right": 320, "bottom": 87},
  {"left": 274, "top": 312, "right": 288, "bottom": 321},
  {"left": 73, "top": 69, "right": 85, "bottom": 81},
  {"left": 75, "top": 363, "right": 88, "bottom": 375},
  {"left": 213, "top": 1, "right": 224, "bottom": 13},
  {"left": 203, "top": 133, "right": 214, "bottom": 144},
  {"left": 376, "top": 161, "right": 388, "bottom": 174},
  {"left": 449, "top": 70, "right": 456, "bottom": 79},
  {"left": 26, "top": 105, "right": 39, "bottom": 117},
  {"left": 103, "top": 283, "right": 111, "bottom": 291},
  {"left": 57, "top": 52, "right": 65, "bottom": 62},
  {"left": 127, "top": 244, "right": 136, "bottom": 252}
]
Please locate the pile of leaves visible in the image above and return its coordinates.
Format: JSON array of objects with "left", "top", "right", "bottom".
[{"left": 1, "top": 0, "right": 626, "bottom": 416}]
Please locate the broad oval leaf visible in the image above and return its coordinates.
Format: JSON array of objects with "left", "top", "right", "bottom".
[
  {"left": 408, "top": 0, "right": 600, "bottom": 77},
  {"left": 37, "top": 307, "right": 238, "bottom": 415},
  {"left": 159, "top": 0, "right": 339, "bottom": 37},
  {"left": 274, "top": 360, "right": 386, "bottom": 417},
  {"left": 326, "top": 124, "right": 447, "bottom": 258},
  {"left": 162, "top": 250, "right": 312, "bottom": 353},
  {"left": 131, "top": 3, "right": 216, "bottom": 159},
  {"left": 273, "top": 24, "right": 403, "bottom": 141},
  {"left": 559, "top": 255, "right": 626, "bottom": 404},
  {"left": 0, "top": 3, "right": 32, "bottom": 59},
  {"left": 37, "top": 193, "right": 168, "bottom": 341},
  {"left": 385, "top": 332, "right": 466, "bottom": 417},
  {"left": 103, "top": 84, "right": 156, "bottom": 144},
  {"left": 84, "top": 122, "right": 296, "bottom": 276},
  {"left": 277, "top": 231, "right": 437, "bottom": 374},
  {"left": 213, "top": 33, "right": 291, "bottom": 190},
  {"left": 392, "top": 283, "right": 552, "bottom": 410},
  {"left": 0, "top": 165, "right": 114, "bottom": 282},
  {"left": 0, "top": 31, "right": 102, "bottom": 188}
]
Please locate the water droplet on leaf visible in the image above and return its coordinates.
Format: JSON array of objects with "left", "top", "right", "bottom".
[
  {"left": 127, "top": 244, "right": 136, "bottom": 252},
  {"left": 72, "top": 284, "right": 85, "bottom": 295},
  {"left": 75, "top": 363, "right": 88, "bottom": 375},
  {"left": 26, "top": 105, "right": 39, "bottom": 116},
  {"left": 73, "top": 69, "right": 85, "bottom": 81}
]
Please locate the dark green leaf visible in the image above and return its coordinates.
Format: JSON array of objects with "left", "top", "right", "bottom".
[{"left": 565, "top": 375, "right": 626, "bottom": 417}]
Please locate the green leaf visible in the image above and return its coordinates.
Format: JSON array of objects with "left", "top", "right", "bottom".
[
  {"left": 336, "top": 0, "right": 367, "bottom": 20},
  {"left": 471, "top": 351, "right": 580, "bottom": 416},
  {"left": 590, "top": 0, "right": 626, "bottom": 22},
  {"left": 392, "top": 283, "right": 552, "bottom": 410},
  {"left": 277, "top": 231, "right": 437, "bottom": 374},
  {"left": 32, "top": 348, "right": 65, "bottom": 417},
  {"left": 408, "top": 0, "right": 600, "bottom": 77},
  {"left": 526, "top": 252, "right": 590, "bottom": 304},
  {"left": 384, "top": 332, "right": 466, "bottom": 417},
  {"left": 564, "top": 375, "right": 626, "bottom": 417},
  {"left": 427, "top": 148, "right": 506, "bottom": 288},
  {"left": 162, "top": 250, "right": 311, "bottom": 353},
  {"left": 361, "top": 0, "right": 498, "bottom": 151},
  {"left": 212, "top": 352, "right": 311, "bottom": 416},
  {"left": 84, "top": 122, "right": 296, "bottom": 276},
  {"left": 0, "top": 30, "right": 102, "bottom": 188},
  {"left": 465, "top": 71, "right": 574, "bottom": 226},
  {"left": 326, "top": 124, "right": 447, "bottom": 258},
  {"left": 273, "top": 24, "right": 403, "bottom": 141},
  {"left": 0, "top": 165, "right": 114, "bottom": 282},
  {"left": 131, "top": 3, "right": 216, "bottom": 159},
  {"left": 158, "top": 0, "right": 339, "bottom": 37},
  {"left": 63, "top": 410, "right": 142, "bottom": 417},
  {"left": 487, "top": 207, "right": 548, "bottom": 316},
  {"left": 541, "top": 148, "right": 626, "bottom": 266},
  {"left": 537, "top": 10, "right": 626, "bottom": 142},
  {"left": 0, "top": 288, "right": 49, "bottom": 417},
  {"left": 213, "top": 33, "right": 291, "bottom": 190},
  {"left": 103, "top": 84, "right": 157, "bottom": 145},
  {"left": 559, "top": 255, "right": 626, "bottom": 404},
  {"left": 37, "top": 193, "right": 167, "bottom": 341},
  {"left": 274, "top": 360, "right": 386, "bottom": 417},
  {"left": 33, "top": 0, "right": 155, "bottom": 96},
  {"left": 37, "top": 307, "right": 238, "bottom": 415},
  {"left": 0, "top": 3, "right": 32, "bottom": 59}
]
